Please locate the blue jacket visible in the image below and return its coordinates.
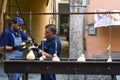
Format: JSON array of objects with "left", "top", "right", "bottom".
[
  {"left": 38, "top": 36, "right": 61, "bottom": 57},
  {"left": 0, "top": 27, "right": 28, "bottom": 46}
]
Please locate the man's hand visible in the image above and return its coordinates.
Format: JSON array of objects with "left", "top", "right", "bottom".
[
  {"left": 28, "top": 46, "right": 39, "bottom": 52},
  {"left": 13, "top": 45, "right": 26, "bottom": 51},
  {"left": 34, "top": 43, "right": 38, "bottom": 47}
]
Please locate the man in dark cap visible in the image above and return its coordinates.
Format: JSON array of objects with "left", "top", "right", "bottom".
[{"left": 0, "top": 16, "right": 31, "bottom": 80}]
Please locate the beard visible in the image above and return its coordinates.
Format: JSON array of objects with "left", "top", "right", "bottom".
[{"left": 13, "top": 28, "right": 19, "bottom": 32}]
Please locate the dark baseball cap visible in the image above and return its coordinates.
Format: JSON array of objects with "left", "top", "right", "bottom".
[{"left": 12, "top": 16, "right": 24, "bottom": 25}]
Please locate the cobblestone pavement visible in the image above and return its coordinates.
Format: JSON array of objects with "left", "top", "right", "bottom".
[{"left": 0, "top": 61, "right": 8, "bottom": 80}]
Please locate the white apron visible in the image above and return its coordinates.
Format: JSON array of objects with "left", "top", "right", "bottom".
[{"left": 6, "top": 33, "right": 23, "bottom": 80}]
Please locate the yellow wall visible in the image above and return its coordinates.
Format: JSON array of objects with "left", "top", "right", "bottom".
[{"left": 8, "top": 0, "right": 51, "bottom": 43}]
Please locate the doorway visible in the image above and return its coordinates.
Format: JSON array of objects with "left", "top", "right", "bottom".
[{"left": 58, "top": 3, "right": 69, "bottom": 58}]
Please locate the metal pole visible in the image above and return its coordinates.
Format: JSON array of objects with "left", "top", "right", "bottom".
[{"left": 5, "top": 12, "right": 120, "bottom": 15}]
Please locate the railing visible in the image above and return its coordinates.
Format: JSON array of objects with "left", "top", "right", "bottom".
[{"left": 4, "top": 58, "right": 119, "bottom": 80}]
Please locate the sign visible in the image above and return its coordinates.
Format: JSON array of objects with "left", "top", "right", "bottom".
[{"left": 94, "top": 9, "right": 120, "bottom": 28}]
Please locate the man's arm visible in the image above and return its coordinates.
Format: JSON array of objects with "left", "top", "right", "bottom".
[
  {"left": 0, "top": 45, "right": 27, "bottom": 51},
  {"left": 39, "top": 50, "right": 53, "bottom": 58},
  {"left": 0, "top": 46, "right": 13, "bottom": 51}
]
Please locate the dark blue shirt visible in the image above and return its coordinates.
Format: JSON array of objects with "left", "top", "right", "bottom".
[
  {"left": 38, "top": 36, "right": 61, "bottom": 57},
  {"left": 0, "top": 27, "right": 28, "bottom": 46}
]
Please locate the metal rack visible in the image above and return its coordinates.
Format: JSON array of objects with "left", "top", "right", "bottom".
[{"left": 3, "top": 12, "right": 120, "bottom": 80}]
